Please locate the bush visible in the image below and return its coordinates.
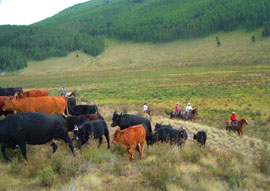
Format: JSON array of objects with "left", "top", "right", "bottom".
[
  {"left": 255, "top": 151, "right": 270, "bottom": 175},
  {"left": 36, "top": 167, "right": 55, "bottom": 188},
  {"left": 262, "top": 22, "right": 270, "bottom": 37},
  {"left": 180, "top": 144, "right": 205, "bottom": 163},
  {"left": 212, "top": 152, "right": 247, "bottom": 189}
]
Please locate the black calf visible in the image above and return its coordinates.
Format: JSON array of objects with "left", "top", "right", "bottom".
[{"left": 193, "top": 131, "right": 207, "bottom": 146}]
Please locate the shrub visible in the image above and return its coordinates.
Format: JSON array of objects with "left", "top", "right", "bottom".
[
  {"left": 255, "top": 150, "right": 270, "bottom": 175},
  {"left": 262, "top": 22, "right": 270, "bottom": 37},
  {"left": 251, "top": 36, "right": 256, "bottom": 42},
  {"left": 212, "top": 152, "right": 247, "bottom": 189},
  {"left": 180, "top": 144, "right": 205, "bottom": 163},
  {"left": 36, "top": 167, "right": 55, "bottom": 188}
]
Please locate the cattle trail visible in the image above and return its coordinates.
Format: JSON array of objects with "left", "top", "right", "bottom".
[{"left": 151, "top": 116, "right": 270, "bottom": 160}]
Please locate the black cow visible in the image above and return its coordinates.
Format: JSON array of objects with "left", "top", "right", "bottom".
[
  {"left": 69, "top": 105, "right": 98, "bottom": 116},
  {"left": 111, "top": 111, "right": 153, "bottom": 144},
  {"left": 179, "top": 127, "right": 188, "bottom": 140},
  {"left": 152, "top": 126, "right": 187, "bottom": 146},
  {"left": 0, "top": 87, "right": 23, "bottom": 96},
  {"left": 155, "top": 123, "right": 172, "bottom": 131},
  {"left": 0, "top": 112, "right": 74, "bottom": 161},
  {"left": 66, "top": 115, "right": 87, "bottom": 132},
  {"left": 193, "top": 131, "right": 207, "bottom": 146},
  {"left": 74, "top": 119, "right": 110, "bottom": 149}
]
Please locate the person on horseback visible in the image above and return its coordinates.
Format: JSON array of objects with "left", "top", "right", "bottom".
[
  {"left": 185, "top": 103, "right": 192, "bottom": 120},
  {"left": 230, "top": 112, "right": 237, "bottom": 131},
  {"left": 143, "top": 103, "right": 148, "bottom": 113},
  {"left": 174, "top": 104, "right": 180, "bottom": 116},
  {"left": 60, "top": 87, "right": 67, "bottom": 97}
]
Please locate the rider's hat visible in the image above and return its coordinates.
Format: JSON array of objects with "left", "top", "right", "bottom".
[
  {"left": 232, "top": 111, "right": 236, "bottom": 114},
  {"left": 188, "top": 103, "right": 191, "bottom": 105}
]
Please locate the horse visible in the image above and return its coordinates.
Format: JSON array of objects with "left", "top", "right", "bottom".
[
  {"left": 65, "top": 91, "right": 76, "bottom": 98},
  {"left": 225, "top": 118, "right": 249, "bottom": 136},
  {"left": 165, "top": 110, "right": 183, "bottom": 120},
  {"left": 144, "top": 109, "right": 152, "bottom": 117},
  {"left": 184, "top": 108, "right": 198, "bottom": 121}
]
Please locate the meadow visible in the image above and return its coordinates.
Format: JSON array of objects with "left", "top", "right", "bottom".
[{"left": 0, "top": 29, "right": 270, "bottom": 190}]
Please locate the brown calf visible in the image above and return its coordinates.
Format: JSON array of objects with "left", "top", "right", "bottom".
[{"left": 113, "top": 124, "right": 146, "bottom": 160}]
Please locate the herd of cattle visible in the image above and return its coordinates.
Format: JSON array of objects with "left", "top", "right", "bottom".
[{"left": 0, "top": 87, "right": 207, "bottom": 161}]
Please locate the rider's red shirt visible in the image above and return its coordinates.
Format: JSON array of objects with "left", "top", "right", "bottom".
[{"left": 231, "top": 114, "right": 237, "bottom": 121}]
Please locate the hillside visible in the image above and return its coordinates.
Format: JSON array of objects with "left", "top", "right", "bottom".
[
  {"left": 40, "top": 0, "right": 270, "bottom": 41},
  {"left": 1, "top": 0, "right": 270, "bottom": 71},
  {"left": 0, "top": 29, "right": 270, "bottom": 190},
  {"left": 0, "top": 111, "right": 269, "bottom": 191},
  {"left": 1, "top": 29, "right": 270, "bottom": 141}
]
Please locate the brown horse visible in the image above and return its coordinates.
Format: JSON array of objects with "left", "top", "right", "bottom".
[
  {"left": 225, "top": 118, "right": 249, "bottom": 136},
  {"left": 165, "top": 110, "right": 184, "bottom": 120},
  {"left": 144, "top": 109, "right": 152, "bottom": 117},
  {"left": 184, "top": 108, "right": 198, "bottom": 121}
]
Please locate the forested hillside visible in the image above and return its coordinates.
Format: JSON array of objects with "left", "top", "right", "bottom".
[
  {"left": 0, "top": 25, "right": 104, "bottom": 71},
  {"left": 41, "top": 0, "right": 270, "bottom": 41},
  {"left": 0, "top": 0, "right": 270, "bottom": 71}
]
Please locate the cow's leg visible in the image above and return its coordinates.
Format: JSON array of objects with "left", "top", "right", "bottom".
[
  {"left": 18, "top": 142, "right": 27, "bottom": 160},
  {"left": 128, "top": 145, "right": 136, "bottom": 160},
  {"left": 104, "top": 132, "right": 110, "bottom": 149},
  {"left": 60, "top": 132, "right": 74, "bottom": 155},
  {"left": 1, "top": 144, "right": 11, "bottom": 161},
  {"left": 98, "top": 136, "right": 103, "bottom": 148},
  {"left": 50, "top": 142, "right": 58, "bottom": 153},
  {"left": 139, "top": 141, "right": 146, "bottom": 159},
  {"left": 137, "top": 143, "right": 142, "bottom": 155}
]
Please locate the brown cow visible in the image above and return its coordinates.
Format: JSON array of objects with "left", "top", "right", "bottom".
[
  {"left": 84, "top": 113, "right": 104, "bottom": 121},
  {"left": 2, "top": 96, "right": 67, "bottom": 114},
  {"left": 16, "top": 89, "right": 49, "bottom": 98},
  {"left": 113, "top": 125, "right": 146, "bottom": 160},
  {"left": 0, "top": 96, "right": 14, "bottom": 117}
]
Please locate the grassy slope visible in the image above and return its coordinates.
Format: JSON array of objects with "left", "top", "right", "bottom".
[
  {"left": 0, "top": 29, "right": 270, "bottom": 190},
  {"left": 1, "top": 29, "right": 270, "bottom": 137}
]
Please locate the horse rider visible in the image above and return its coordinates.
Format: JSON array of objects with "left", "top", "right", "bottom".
[
  {"left": 174, "top": 104, "right": 180, "bottom": 116},
  {"left": 60, "top": 87, "right": 67, "bottom": 97},
  {"left": 185, "top": 103, "right": 192, "bottom": 120},
  {"left": 143, "top": 103, "right": 148, "bottom": 113},
  {"left": 230, "top": 111, "right": 237, "bottom": 130}
]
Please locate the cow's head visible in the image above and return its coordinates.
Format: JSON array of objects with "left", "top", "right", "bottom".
[
  {"left": 112, "top": 127, "right": 121, "bottom": 143},
  {"left": 2, "top": 97, "right": 15, "bottom": 111},
  {"left": 193, "top": 134, "right": 198, "bottom": 141},
  {"left": 16, "top": 91, "right": 24, "bottom": 98},
  {"left": 111, "top": 111, "right": 122, "bottom": 127},
  {"left": 73, "top": 125, "right": 88, "bottom": 145},
  {"left": 155, "top": 123, "right": 162, "bottom": 131},
  {"left": 72, "top": 125, "right": 80, "bottom": 140}
]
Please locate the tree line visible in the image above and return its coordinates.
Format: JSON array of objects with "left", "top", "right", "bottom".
[
  {"left": 1, "top": 0, "right": 270, "bottom": 71},
  {"left": 0, "top": 25, "right": 105, "bottom": 71}
]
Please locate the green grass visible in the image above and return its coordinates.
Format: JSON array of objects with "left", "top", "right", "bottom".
[{"left": 0, "top": 29, "right": 270, "bottom": 190}]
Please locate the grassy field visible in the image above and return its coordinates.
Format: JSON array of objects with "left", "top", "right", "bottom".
[{"left": 0, "top": 29, "right": 270, "bottom": 190}]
